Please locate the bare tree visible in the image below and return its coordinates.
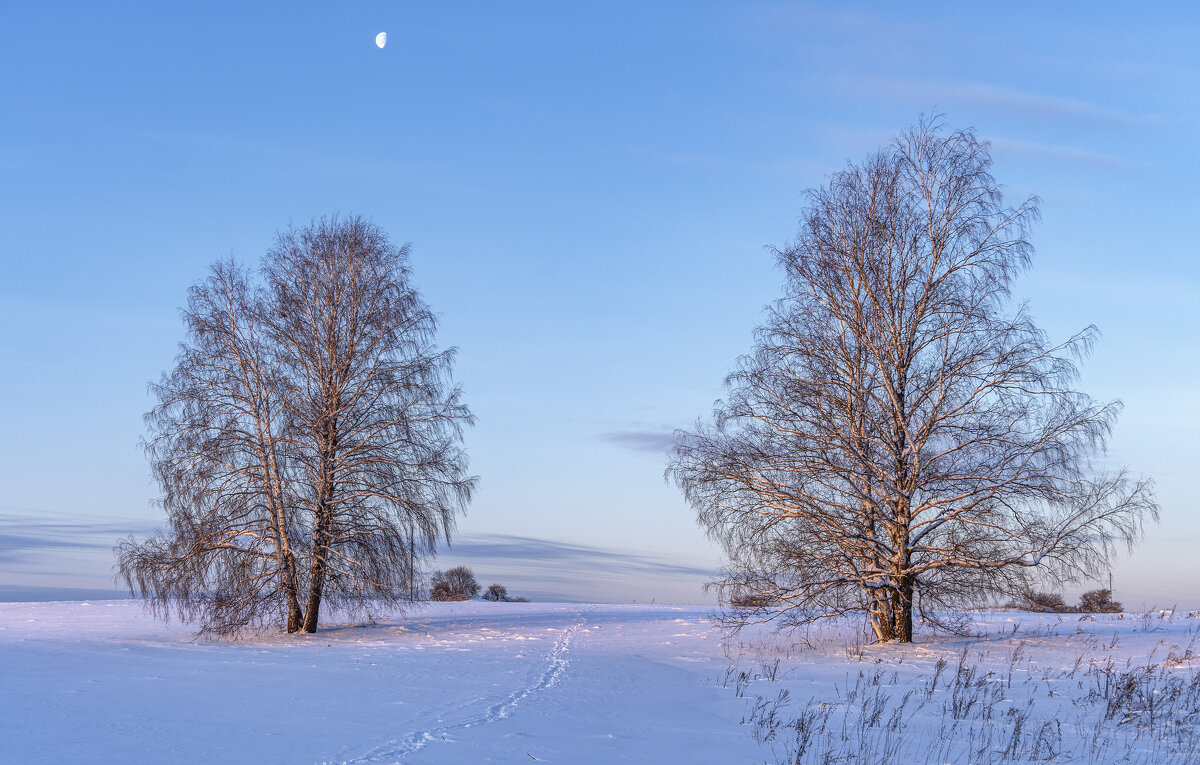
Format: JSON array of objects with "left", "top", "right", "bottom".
[
  {"left": 263, "top": 217, "right": 475, "bottom": 632},
  {"left": 669, "top": 117, "right": 1157, "bottom": 643},
  {"left": 117, "top": 262, "right": 304, "bottom": 634},
  {"left": 429, "top": 566, "right": 480, "bottom": 601},
  {"left": 1078, "top": 588, "right": 1122, "bottom": 613},
  {"left": 118, "top": 216, "right": 475, "bottom": 635},
  {"left": 482, "top": 583, "right": 508, "bottom": 602}
]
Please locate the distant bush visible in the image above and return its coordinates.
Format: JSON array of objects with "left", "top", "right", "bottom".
[
  {"left": 481, "top": 582, "right": 528, "bottom": 602},
  {"left": 730, "top": 589, "right": 773, "bottom": 609},
  {"left": 429, "top": 566, "right": 480, "bottom": 601},
  {"left": 1079, "top": 588, "right": 1123, "bottom": 613},
  {"left": 1020, "top": 591, "right": 1075, "bottom": 613}
]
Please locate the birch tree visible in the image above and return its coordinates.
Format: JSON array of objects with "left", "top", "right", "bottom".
[
  {"left": 118, "top": 216, "right": 475, "bottom": 635},
  {"left": 263, "top": 218, "right": 475, "bottom": 632},
  {"left": 668, "top": 118, "right": 1157, "bottom": 643}
]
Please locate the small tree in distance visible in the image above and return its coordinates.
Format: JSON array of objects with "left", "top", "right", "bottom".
[
  {"left": 1021, "top": 591, "right": 1073, "bottom": 613},
  {"left": 430, "top": 566, "right": 480, "bottom": 601},
  {"left": 669, "top": 116, "right": 1158, "bottom": 643},
  {"left": 482, "top": 583, "right": 508, "bottom": 602},
  {"left": 1079, "top": 588, "right": 1123, "bottom": 613}
]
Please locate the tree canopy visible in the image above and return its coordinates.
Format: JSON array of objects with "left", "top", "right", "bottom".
[
  {"left": 669, "top": 118, "right": 1157, "bottom": 642},
  {"left": 118, "top": 216, "right": 476, "bottom": 635}
]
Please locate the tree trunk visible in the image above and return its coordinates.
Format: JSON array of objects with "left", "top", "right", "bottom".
[
  {"left": 302, "top": 416, "right": 337, "bottom": 634},
  {"left": 287, "top": 603, "right": 304, "bottom": 633},
  {"left": 301, "top": 580, "right": 322, "bottom": 633},
  {"left": 284, "top": 549, "right": 305, "bottom": 633},
  {"left": 271, "top": 494, "right": 305, "bottom": 633},
  {"left": 302, "top": 479, "right": 334, "bottom": 633},
  {"left": 893, "top": 580, "right": 914, "bottom": 643},
  {"left": 301, "top": 520, "right": 329, "bottom": 633},
  {"left": 869, "top": 594, "right": 896, "bottom": 642}
]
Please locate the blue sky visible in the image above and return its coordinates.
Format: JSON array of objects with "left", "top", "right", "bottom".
[{"left": 2, "top": 2, "right": 1196, "bottom": 607}]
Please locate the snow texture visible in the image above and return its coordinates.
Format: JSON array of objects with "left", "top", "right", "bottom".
[{"left": 3, "top": 600, "right": 1200, "bottom": 763}]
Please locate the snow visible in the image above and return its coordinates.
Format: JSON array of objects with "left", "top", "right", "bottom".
[
  {"left": 3, "top": 600, "right": 1199, "bottom": 763},
  {"left": 0, "top": 601, "right": 752, "bottom": 763}
]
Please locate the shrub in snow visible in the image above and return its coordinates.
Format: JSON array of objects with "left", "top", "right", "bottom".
[
  {"left": 1079, "top": 588, "right": 1123, "bottom": 613},
  {"left": 1021, "top": 591, "right": 1075, "bottom": 613},
  {"left": 429, "top": 566, "right": 480, "bottom": 601},
  {"left": 480, "top": 583, "right": 529, "bottom": 602}
]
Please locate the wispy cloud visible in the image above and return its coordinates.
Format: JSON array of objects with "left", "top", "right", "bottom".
[
  {"left": 440, "top": 534, "right": 715, "bottom": 579},
  {"left": 989, "top": 137, "right": 1135, "bottom": 171},
  {"left": 0, "top": 512, "right": 155, "bottom": 565},
  {"left": 835, "top": 76, "right": 1156, "bottom": 127},
  {"left": 0, "top": 584, "right": 132, "bottom": 603},
  {"left": 0, "top": 513, "right": 721, "bottom": 604},
  {"left": 600, "top": 430, "right": 678, "bottom": 453},
  {"left": 0, "top": 533, "right": 109, "bottom": 563},
  {"left": 435, "top": 533, "right": 720, "bottom": 603}
]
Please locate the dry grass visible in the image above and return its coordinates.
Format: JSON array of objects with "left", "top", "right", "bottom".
[{"left": 718, "top": 612, "right": 1200, "bottom": 764}]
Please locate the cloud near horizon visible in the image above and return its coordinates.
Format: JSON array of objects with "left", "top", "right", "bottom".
[
  {"left": 434, "top": 533, "right": 720, "bottom": 603},
  {"left": 0, "top": 513, "right": 157, "bottom": 565},
  {"left": 0, "top": 513, "right": 721, "bottom": 604},
  {"left": 600, "top": 430, "right": 679, "bottom": 454},
  {"left": 439, "top": 533, "right": 716, "bottom": 579}
]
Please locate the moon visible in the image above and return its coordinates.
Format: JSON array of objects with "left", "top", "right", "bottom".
[{"left": 375, "top": 32, "right": 387, "bottom": 49}]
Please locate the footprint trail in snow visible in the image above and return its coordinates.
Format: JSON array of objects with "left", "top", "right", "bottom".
[{"left": 345, "top": 609, "right": 589, "bottom": 763}]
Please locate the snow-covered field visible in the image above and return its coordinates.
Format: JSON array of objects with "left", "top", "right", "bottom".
[{"left": 3, "top": 601, "right": 1199, "bottom": 764}]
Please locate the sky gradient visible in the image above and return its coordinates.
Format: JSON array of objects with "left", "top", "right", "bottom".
[{"left": 2, "top": 2, "right": 1197, "bottom": 607}]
